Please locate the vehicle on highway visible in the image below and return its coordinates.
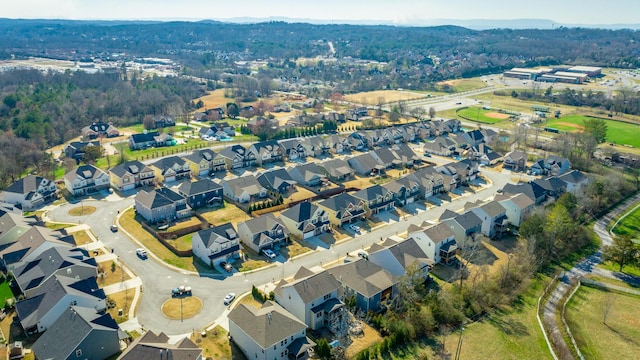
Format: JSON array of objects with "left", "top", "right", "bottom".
[
  {"left": 350, "top": 224, "right": 361, "bottom": 233},
  {"left": 136, "top": 248, "right": 148, "bottom": 258},
  {"left": 262, "top": 249, "right": 276, "bottom": 259},
  {"left": 223, "top": 292, "right": 236, "bottom": 305},
  {"left": 110, "top": 225, "right": 118, "bottom": 232},
  {"left": 455, "top": 101, "right": 462, "bottom": 105}
]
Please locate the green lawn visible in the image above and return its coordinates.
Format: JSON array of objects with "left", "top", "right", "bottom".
[
  {"left": 451, "top": 78, "right": 488, "bottom": 92},
  {"left": 565, "top": 286, "right": 640, "bottom": 359},
  {"left": 611, "top": 201, "right": 640, "bottom": 237},
  {"left": 0, "top": 281, "right": 14, "bottom": 306},
  {"left": 457, "top": 107, "right": 509, "bottom": 124},
  {"left": 540, "top": 115, "right": 640, "bottom": 148}
]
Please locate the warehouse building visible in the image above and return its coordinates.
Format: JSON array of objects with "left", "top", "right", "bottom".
[{"left": 567, "top": 66, "right": 602, "bottom": 77}]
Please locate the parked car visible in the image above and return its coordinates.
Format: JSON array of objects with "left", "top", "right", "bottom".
[
  {"left": 136, "top": 248, "right": 148, "bottom": 258},
  {"left": 223, "top": 292, "right": 236, "bottom": 305},
  {"left": 171, "top": 285, "right": 192, "bottom": 297},
  {"left": 349, "top": 224, "right": 361, "bottom": 233},
  {"left": 262, "top": 249, "right": 276, "bottom": 259},
  {"left": 110, "top": 225, "right": 118, "bottom": 232}
]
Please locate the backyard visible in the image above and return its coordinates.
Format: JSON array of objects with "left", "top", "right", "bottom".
[
  {"left": 565, "top": 286, "right": 640, "bottom": 359},
  {"left": 197, "top": 204, "right": 252, "bottom": 227}
]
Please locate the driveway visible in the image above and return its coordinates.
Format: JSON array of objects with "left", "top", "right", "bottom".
[{"left": 47, "top": 169, "right": 510, "bottom": 335}]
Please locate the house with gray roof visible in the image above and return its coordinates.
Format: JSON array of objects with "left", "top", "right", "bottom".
[
  {"left": 325, "top": 134, "right": 350, "bottom": 154},
  {"left": 249, "top": 140, "right": 284, "bottom": 166},
  {"left": 328, "top": 258, "right": 398, "bottom": 313},
  {"left": 257, "top": 168, "right": 297, "bottom": 194},
  {"left": 81, "top": 121, "right": 119, "bottom": 140},
  {"left": 134, "top": 187, "right": 190, "bottom": 224},
  {"left": 183, "top": 148, "right": 225, "bottom": 176},
  {"left": 347, "top": 152, "right": 385, "bottom": 176},
  {"left": 150, "top": 156, "right": 191, "bottom": 183},
  {"left": 278, "top": 138, "right": 307, "bottom": 160},
  {"left": 191, "top": 222, "right": 240, "bottom": 267},
  {"left": 498, "top": 193, "right": 535, "bottom": 227},
  {"left": 532, "top": 177, "right": 568, "bottom": 200},
  {"left": 300, "top": 136, "right": 330, "bottom": 158},
  {"left": 371, "top": 147, "right": 401, "bottom": 169},
  {"left": 501, "top": 182, "right": 547, "bottom": 205},
  {"left": 279, "top": 202, "right": 330, "bottom": 240},
  {"left": 410, "top": 167, "right": 445, "bottom": 197},
  {"left": 178, "top": 179, "right": 223, "bottom": 209},
  {"left": 352, "top": 184, "right": 395, "bottom": 215},
  {"left": 32, "top": 306, "right": 123, "bottom": 360},
  {"left": 229, "top": 301, "right": 314, "bottom": 360},
  {"left": 367, "top": 238, "right": 434, "bottom": 281},
  {"left": 64, "top": 164, "right": 110, "bottom": 197},
  {"left": 274, "top": 267, "right": 345, "bottom": 332},
  {"left": 0, "top": 225, "right": 73, "bottom": 271},
  {"left": 391, "top": 143, "right": 421, "bottom": 167},
  {"left": 109, "top": 160, "right": 155, "bottom": 191},
  {"left": 237, "top": 213, "right": 289, "bottom": 253},
  {"left": 218, "top": 144, "right": 255, "bottom": 169},
  {"left": 441, "top": 211, "right": 482, "bottom": 251},
  {"left": 317, "top": 158, "right": 354, "bottom": 182},
  {"left": 13, "top": 247, "right": 97, "bottom": 298},
  {"left": 288, "top": 163, "right": 328, "bottom": 187},
  {"left": 470, "top": 200, "right": 509, "bottom": 238},
  {"left": 118, "top": 331, "right": 203, "bottom": 360},
  {"left": 558, "top": 170, "right": 589, "bottom": 194},
  {"left": 423, "top": 136, "right": 456, "bottom": 156},
  {"left": 471, "top": 143, "right": 502, "bottom": 165},
  {"left": 16, "top": 275, "right": 105, "bottom": 335},
  {"left": 1, "top": 175, "right": 57, "bottom": 210},
  {"left": 316, "top": 193, "right": 366, "bottom": 227},
  {"left": 503, "top": 150, "right": 528, "bottom": 172},
  {"left": 383, "top": 176, "right": 421, "bottom": 206},
  {"left": 63, "top": 140, "right": 100, "bottom": 161},
  {"left": 221, "top": 176, "right": 267, "bottom": 203},
  {"left": 0, "top": 210, "right": 34, "bottom": 247},
  {"left": 410, "top": 223, "right": 458, "bottom": 264}
]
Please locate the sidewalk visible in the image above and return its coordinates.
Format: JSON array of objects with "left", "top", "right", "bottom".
[{"left": 102, "top": 277, "right": 142, "bottom": 295}]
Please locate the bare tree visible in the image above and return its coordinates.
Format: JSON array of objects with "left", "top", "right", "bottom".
[{"left": 429, "top": 106, "right": 437, "bottom": 119}]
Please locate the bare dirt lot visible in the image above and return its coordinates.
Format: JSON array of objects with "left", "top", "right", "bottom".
[
  {"left": 343, "top": 90, "right": 424, "bottom": 105},
  {"left": 485, "top": 112, "right": 511, "bottom": 120}
]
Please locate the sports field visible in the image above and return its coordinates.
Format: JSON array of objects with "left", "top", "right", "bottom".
[
  {"left": 457, "top": 107, "right": 512, "bottom": 124},
  {"left": 542, "top": 115, "right": 640, "bottom": 148}
]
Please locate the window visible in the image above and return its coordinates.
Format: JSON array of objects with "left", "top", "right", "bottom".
[
  {"left": 324, "top": 294, "right": 331, "bottom": 300},
  {"left": 316, "top": 312, "right": 322, "bottom": 318},
  {"left": 76, "top": 349, "right": 82, "bottom": 357}
]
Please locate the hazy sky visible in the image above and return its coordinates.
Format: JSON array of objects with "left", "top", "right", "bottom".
[{"left": 4, "top": 0, "right": 640, "bottom": 25}]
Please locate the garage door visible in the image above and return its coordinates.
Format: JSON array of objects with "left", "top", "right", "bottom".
[
  {"left": 406, "top": 197, "right": 414, "bottom": 204},
  {"left": 303, "top": 231, "right": 315, "bottom": 239},
  {"left": 123, "top": 184, "right": 135, "bottom": 191}
]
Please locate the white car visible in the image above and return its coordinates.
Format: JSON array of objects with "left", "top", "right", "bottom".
[
  {"left": 223, "top": 292, "right": 236, "bottom": 305},
  {"left": 136, "top": 248, "right": 148, "bottom": 258},
  {"left": 262, "top": 249, "right": 276, "bottom": 259},
  {"left": 350, "top": 224, "right": 361, "bottom": 233}
]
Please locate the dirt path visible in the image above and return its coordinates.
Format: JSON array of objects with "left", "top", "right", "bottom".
[{"left": 542, "top": 192, "right": 640, "bottom": 360}]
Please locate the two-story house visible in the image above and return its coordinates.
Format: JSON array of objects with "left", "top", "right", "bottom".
[
  {"left": 279, "top": 202, "right": 330, "bottom": 240},
  {"left": 439, "top": 210, "right": 482, "bottom": 250},
  {"left": 316, "top": 193, "right": 366, "bottom": 227},
  {"left": 352, "top": 185, "right": 395, "bottom": 215},
  {"left": 256, "top": 168, "right": 297, "bottom": 195},
  {"left": 150, "top": 156, "right": 192, "bottom": 183},
  {"left": 221, "top": 176, "right": 267, "bottom": 203},
  {"left": 558, "top": 170, "right": 589, "bottom": 194},
  {"left": 278, "top": 138, "right": 307, "bottom": 160},
  {"left": 317, "top": 159, "right": 354, "bottom": 182},
  {"left": 191, "top": 223, "right": 241, "bottom": 267},
  {"left": 249, "top": 141, "right": 284, "bottom": 167},
  {"left": 134, "top": 187, "right": 191, "bottom": 224},
  {"left": 218, "top": 145, "right": 255, "bottom": 169},
  {"left": 503, "top": 150, "right": 528, "bottom": 172},
  {"left": 347, "top": 153, "right": 385, "bottom": 177},
  {"left": 64, "top": 165, "right": 110, "bottom": 197},
  {"left": 367, "top": 238, "right": 434, "bottom": 281},
  {"left": 410, "top": 223, "right": 458, "bottom": 264},
  {"left": 81, "top": 122, "right": 119, "bottom": 140},
  {"left": 183, "top": 149, "right": 224, "bottom": 176},
  {"left": 119, "top": 331, "right": 203, "bottom": 360},
  {"left": 236, "top": 213, "right": 289, "bottom": 253},
  {"left": 1, "top": 175, "right": 57, "bottom": 210},
  {"left": 178, "top": 179, "right": 223, "bottom": 209},
  {"left": 470, "top": 200, "right": 509, "bottom": 238},
  {"left": 383, "top": 176, "right": 421, "bottom": 206},
  {"left": 63, "top": 141, "right": 100, "bottom": 161},
  {"left": 497, "top": 193, "right": 535, "bottom": 227},
  {"left": 109, "top": 160, "right": 155, "bottom": 191},
  {"left": 288, "top": 163, "right": 328, "bottom": 187}
]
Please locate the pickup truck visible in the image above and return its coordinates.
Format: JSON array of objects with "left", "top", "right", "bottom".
[{"left": 171, "top": 285, "right": 192, "bottom": 297}]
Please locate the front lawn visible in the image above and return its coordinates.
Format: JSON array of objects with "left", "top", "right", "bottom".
[{"left": 71, "top": 229, "right": 94, "bottom": 246}]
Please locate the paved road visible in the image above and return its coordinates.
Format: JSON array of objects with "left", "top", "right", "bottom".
[
  {"left": 47, "top": 169, "right": 509, "bottom": 335},
  {"left": 542, "top": 192, "right": 640, "bottom": 360}
]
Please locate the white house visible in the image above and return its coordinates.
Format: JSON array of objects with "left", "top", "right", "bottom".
[
  {"left": 498, "top": 193, "right": 534, "bottom": 227},
  {"left": 409, "top": 223, "right": 458, "bottom": 264},
  {"left": 1, "top": 175, "right": 57, "bottom": 210},
  {"left": 63, "top": 165, "right": 110, "bottom": 197},
  {"left": 367, "top": 238, "right": 434, "bottom": 280},
  {"left": 191, "top": 223, "right": 240, "bottom": 267},
  {"left": 470, "top": 201, "right": 508, "bottom": 238}
]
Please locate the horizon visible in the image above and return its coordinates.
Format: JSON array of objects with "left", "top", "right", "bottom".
[{"left": 4, "top": 0, "right": 640, "bottom": 27}]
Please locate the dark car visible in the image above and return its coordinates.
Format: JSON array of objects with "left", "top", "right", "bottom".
[{"left": 110, "top": 225, "right": 118, "bottom": 232}]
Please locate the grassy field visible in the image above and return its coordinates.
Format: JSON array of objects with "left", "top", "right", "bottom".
[
  {"left": 457, "top": 107, "right": 511, "bottom": 124},
  {"left": 610, "top": 201, "right": 640, "bottom": 237},
  {"left": 191, "top": 326, "right": 245, "bottom": 360},
  {"left": 343, "top": 90, "right": 426, "bottom": 105},
  {"left": 97, "top": 260, "right": 132, "bottom": 287},
  {"left": 197, "top": 204, "right": 251, "bottom": 227},
  {"left": 438, "top": 78, "right": 488, "bottom": 92},
  {"left": 565, "top": 286, "right": 640, "bottom": 359},
  {"left": 0, "top": 281, "right": 14, "bottom": 307},
  {"left": 542, "top": 115, "right": 640, "bottom": 147}
]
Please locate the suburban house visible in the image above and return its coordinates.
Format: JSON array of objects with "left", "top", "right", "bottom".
[
  {"left": 470, "top": 200, "right": 509, "bottom": 238},
  {"left": 109, "top": 160, "right": 155, "bottom": 191},
  {"left": 257, "top": 168, "right": 297, "bottom": 194},
  {"left": 345, "top": 107, "right": 368, "bottom": 121},
  {"left": 326, "top": 134, "right": 350, "bottom": 154},
  {"left": 1, "top": 175, "right": 57, "bottom": 210},
  {"left": 279, "top": 202, "right": 330, "bottom": 240},
  {"left": 383, "top": 176, "right": 421, "bottom": 206},
  {"left": 448, "top": 159, "right": 480, "bottom": 184},
  {"left": 249, "top": 140, "right": 284, "bottom": 166},
  {"left": 32, "top": 306, "right": 122, "bottom": 360},
  {"left": 440, "top": 210, "right": 482, "bottom": 250},
  {"left": 191, "top": 223, "right": 241, "bottom": 267},
  {"left": 300, "top": 136, "right": 330, "bottom": 157},
  {"left": 274, "top": 267, "right": 346, "bottom": 333},
  {"left": 288, "top": 163, "right": 328, "bottom": 187},
  {"left": 118, "top": 331, "right": 203, "bottom": 360},
  {"left": 367, "top": 238, "right": 434, "bottom": 281},
  {"left": 434, "top": 164, "right": 461, "bottom": 191},
  {"left": 529, "top": 156, "right": 571, "bottom": 176},
  {"left": 316, "top": 193, "right": 366, "bottom": 227},
  {"left": 134, "top": 187, "right": 191, "bottom": 224},
  {"left": 177, "top": 179, "right": 223, "bottom": 209},
  {"left": 236, "top": 213, "right": 289, "bottom": 253},
  {"left": 0, "top": 226, "right": 74, "bottom": 271},
  {"left": 347, "top": 153, "right": 385, "bottom": 176},
  {"left": 558, "top": 170, "right": 589, "bottom": 194},
  {"left": 218, "top": 145, "right": 255, "bottom": 169},
  {"left": 64, "top": 164, "right": 110, "bottom": 197},
  {"left": 278, "top": 138, "right": 307, "bottom": 160},
  {"left": 501, "top": 182, "right": 547, "bottom": 205},
  {"left": 328, "top": 259, "right": 397, "bottom": 313},
  {"left": 129, "top": 131, "right": 173, "bottom": 150},
  {"left": 0, "top": 211, "right": 35, "bottom": 248},
  {"left": 317, "top": 159, "right": 354, "bottom": 182},
  {"left": 150, "top": 156, "right": 192, "bottom": 183},
  {"left": 246, "top": 117, "right": 279, "bottom": 133},
  {"left": 13, "top": 247, "right": 97, "bottom": 298},
  {"left": 391, "top": 144, "right": 421, "bottom": 167},
  {"left": 352, "top": 184, "right": 395, "bottom": 215},
  {"left": 503, "top": 150, "right": 528, "bottom": 172},
  {"left": 410, "top": 167, "right": 445, "bottom": 197},
  {"left": 347, "top": 132, "right": 369, "bottom": 151},
  {"left": 410, "top": 223, "right": 458, "bottom": 264},
  {"left": 183, "top": 149, "right": 225, "bottom": 176},
  {"left": 221, "top": 176, "right": 267, "bottom": 203},
  {"left": 229, "top": 301, "right": 314, "bottom": 360},
  {"left": 16, "top": 275, "right": 106, "bottom": 335},
  {"left": 471, "top": 143, "right": 503, "bottom": 165},
  {"left": 63, "top": 141, "right": 100, "bottom": 161},
  {"left": 423, "top": 136, "right": 456, "bottom": 156},
  {"left": 81, "top": 122, "right": 119, "bottom": 140},
  {"left": 151, "top": 115, "right": 175, "bottom": 129},
  {"left": 498, "top": 193, "right": 535, "bottom": 227},
  {"left": 532, "top": 177, "right": 568, "bottom": 200}
]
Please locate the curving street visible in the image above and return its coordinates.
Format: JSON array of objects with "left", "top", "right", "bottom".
[{"left": 47, "top": 167, "right": 511, "bottom": 336}]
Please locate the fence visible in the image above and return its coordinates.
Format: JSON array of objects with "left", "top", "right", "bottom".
[{"left": 139, "top": 220, "right": 194, "bottom": 257}]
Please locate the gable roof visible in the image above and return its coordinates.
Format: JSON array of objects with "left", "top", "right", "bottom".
[
  {"left": 135, "top": 187, "right": 184, "bottom": 210},
  {"left": 475, "top": 200, "right": 507, "bottom": 218},
  {"left": 317, "top": 193, "right": 362, "bottom": 212},
  {"left": 281, "top": 270, "right": 341, "bottom": 303},
  {"left": 151, "top": 156, "right": 186, "bottom": 170},
  {"left": 500, "top": 193, "right": 535, "bottom": 210},
  {"left": 0, "top": 226, "right": 71, "bottom": 267},
  {"left": 448, "top": 211, "right": 483, "bottom": 230},
  {"left": 194, "top": 222, "right": 238, "bottom": 248},
  {"left": 64, "top": 164, "right": 107, "bottom": 183},
  {"left": 224, "top": 176, "right": 265, "bottom": 196},
  {"left": 218, "top": 144, "right": 247, "bottom": 159},
  {"left": 178, "top": 179, "right": 222, "bottom": 197},
  {"left": 239, "top": 213, "right": 287, "bottom": 235},
  {"left": 347, "top": 153, "right": 383, "bottom": 171},
  {"left": 328, "top": 259, "right": 397, "bottom": 297},
  {"left": 130, "top": 131, "right": 159, "bottom": 143},
  {"left": 257, "top": 168, "right": 297, "bottom": 191},
  {"left": 558, "top": 170, "right": 588, "bottom": 184},
  {"left": 317, "top": 159, "right": 353, "bottom": 178},
  {"left": 422, "top": 223, "right": 455, "bottom": 244},
  {"left": 372, "top": 237, "right": 433, "bottom": 268},
  {"left": 183, "top": 148, "right": 218, "bottom": 164},
  {"left": 109, "top": 160, "right": 150, "bottom": 177},
  {"left": 352, "top": 184, "right": 391, "bottom": 202},
  {"left": 118, "top": 331, "right": 202, "bottom": 360},
  {"left": 14, "top": 247, "right": 95, "bottom": 293},
  {"left": 228, "top": 301, "right": 307, "bottom": 349},
  {"left": 4, "top": 175, "right": 53, "bottom": 196},
  {"left": 280, "top": 202, "right": 323, "bottom": 223}
]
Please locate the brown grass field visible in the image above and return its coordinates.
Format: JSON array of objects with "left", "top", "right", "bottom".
[
  {"left": 343, "top": 90, "right": 425, "bottom": 105},
  {"left": 106, "top": 290, "right": 136, "bottom": 324},
  {"left": 198, "top": 204, "right": 252, "bottom": 227},
  {"left": 162, "top": 297, "right": 203, "bottom": 320},
  {"left": 68, "top": 205, "right": 97, "bottom": 216},
  {"left": 70, "top": 229, "right": 94, "bottom": 246},
  {"left": 486, "top": 112, "right": 511, "bottom": 119},
  {"left": 97, "top": 260, "right": 132, "bottom": 287}
]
